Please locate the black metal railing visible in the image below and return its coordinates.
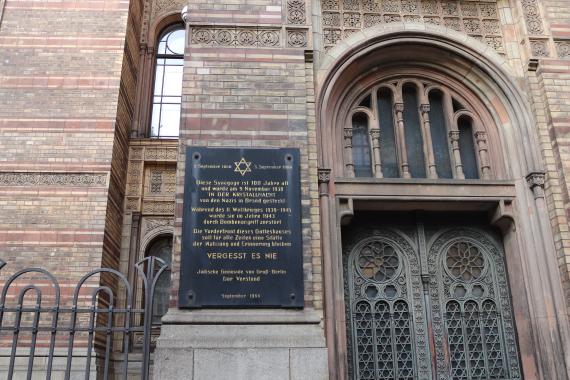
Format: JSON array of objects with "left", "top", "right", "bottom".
[{"left": 0, "top": 256, "right": 169, "bottom": 380}]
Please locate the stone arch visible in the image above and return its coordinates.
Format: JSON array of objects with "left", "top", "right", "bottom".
[
  {"left": 315, "top": 24, "right": 570, "bottom": 380},
  {"left": 140, "top": 224, "right": 174, "bottom": 258},
  {"left": 147, "top": 11, "right": 184, "bottom": 51}
]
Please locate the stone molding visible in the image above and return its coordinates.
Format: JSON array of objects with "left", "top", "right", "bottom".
[{"left": 0, "top": 172, "right": 107, "bottom": 187}]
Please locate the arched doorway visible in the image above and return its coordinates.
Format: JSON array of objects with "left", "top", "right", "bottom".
[
  {"left": 144, "top": 234, "right": 173, "bottom": 324},
  {"left": 316, "top": 26, "right": 570, "bottom": 380},
  {"left": 343, "top": 214, "right": 520, "bottom": 379}
]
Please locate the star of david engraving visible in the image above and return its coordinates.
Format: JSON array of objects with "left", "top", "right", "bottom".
[{"left": 234, "top": 158, "right": 252, "bottom": 176}]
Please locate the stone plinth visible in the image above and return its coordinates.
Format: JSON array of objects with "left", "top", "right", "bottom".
[{"left": 153, "top": 309, "right": 328, "bottom": 380}]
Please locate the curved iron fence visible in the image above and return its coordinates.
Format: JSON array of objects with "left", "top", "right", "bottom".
[{"left": 0, "top": 256, "right": 169, "bottom": 380}]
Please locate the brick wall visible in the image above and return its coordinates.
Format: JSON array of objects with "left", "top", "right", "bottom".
[
  {"left": 102, "top": 0, "right": 144, "bottom": 277},
  {"left": 0, "top": 0, "right": 137, "bottom": 297}
]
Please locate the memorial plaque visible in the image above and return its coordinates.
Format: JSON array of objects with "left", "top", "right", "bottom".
[{"left": 179, "top": 147, "right": 304, "bottom": 308}]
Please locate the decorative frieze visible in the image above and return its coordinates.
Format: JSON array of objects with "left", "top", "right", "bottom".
[
  {"left": 126, "top": 143, "right": 178, "bottom": 214},
  {"left": 143, "top": 217, "right": 174, "bottom": 235},
  {"left": 529, "top": 39, "right": 549, "bottom": 57},
  {"left": 145, "top": 147, "right": 177, "bottom": 161},
  {"left": 287, "top": 29, "right": 309, "bottom": 47},
  {"left": 521, "top": 0, "right": 543, "bottom": 35},
  {"left": 318, "top": 168, "right": 332, "bottom": 183},
  {"left": 142, "top": 200, "right": 175, "bottom": 215},
  {"left": 322, "top": 0, "right": 505, "bottom": 53},
  {"left": 126, "top": 197, "right": 140, "bottom": 211},
  {"left": 130, "top": 147, "right": 144, "bottom": 160},
  {"left": 0, "top": 172, "right": 107, "bottom": 187},
  {"left": 555, "top": 40, "right": 570, "bottom": 58},
  {"left": 287, "top": 0, "right": 307, "bottom": 24},
  {"left": 146, "top": 166, "right": 177, "bottom": 196},
  {"left": 151, "top": 0, "right": 186, "bottom": 20},
  {"left": 191, "top": 27, "right": 280, "bottom": 47}
]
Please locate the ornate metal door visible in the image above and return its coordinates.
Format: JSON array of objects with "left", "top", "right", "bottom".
[{"left": 344, "top": 223, "right": 522, "bottom": 380}]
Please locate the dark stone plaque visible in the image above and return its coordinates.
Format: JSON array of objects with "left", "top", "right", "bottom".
[{"left": 179, "top": 147, "right": 304, "bottom": 308}]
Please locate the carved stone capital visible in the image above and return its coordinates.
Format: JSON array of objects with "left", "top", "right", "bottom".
[
  {"left": 343, "top": 127, "right": 353, "bottom": 139},
  {"left": 394, "top": 103, "right": 404, "bottom": 113},
  {"left": 317, "top": 168, "right": 331, "bottom": 184},
  {"left": 526, "top": 171, "right": 546, "bottom": 199},
  {"left": 474, "top": 131, "right": 487, "bottom": 141},
  {"left": 369, "top": 128, "right": 381, "bottom": 139},
  {"left": 448, "top": 130, "right": 460, "bottom": 141},
  {"left": 420, "top": 104, "right": 430, "bottom": 113}
]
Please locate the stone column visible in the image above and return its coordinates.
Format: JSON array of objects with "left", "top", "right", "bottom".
[
  {"left": 369, "top": 128, "right": 383, "bottom": 178},
  {"left": 523, "top": 172, "right": 570, "bottom": 379},
  {"left": 475, "top": 131, "right": 491, "bottom": 179},
  {"left": 343, "top": 127, "right": 355, "bottom": 177},
  {"left": 420, "top": 104, "right": 438, "bottom": 179},
  {"left": 448, "top": 130, "right": 465, "bottom": 179},
  {"left": 394, "top": 103, "right": 411, "bottom": 178}
]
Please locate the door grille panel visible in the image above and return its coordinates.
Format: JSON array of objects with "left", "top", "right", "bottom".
[{"left": 344, "top": 225, "right": 522, "bottom": 380}]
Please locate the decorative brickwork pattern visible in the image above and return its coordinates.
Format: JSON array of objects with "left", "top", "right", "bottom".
[{"left": 321, "top": 0, "right": 504, "bottom": 52}]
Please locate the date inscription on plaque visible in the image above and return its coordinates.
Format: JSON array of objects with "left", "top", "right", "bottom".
[{"left": 179, "top": 147, "right": 303, "bottom": 308}]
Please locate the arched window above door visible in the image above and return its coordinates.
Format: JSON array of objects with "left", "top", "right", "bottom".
[{"left": 343, "top": 78, "right": 492, "bottom": 180}]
